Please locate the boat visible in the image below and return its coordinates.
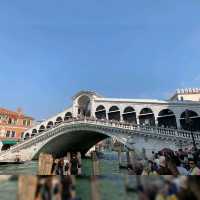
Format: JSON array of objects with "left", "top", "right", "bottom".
[{"left": 0, "top": 160, "right": 25, "bottom": 165}]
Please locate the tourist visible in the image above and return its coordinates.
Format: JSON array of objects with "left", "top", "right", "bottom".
[
  {"left": 188, "top": 158, "right": 200, "bottom": 175},
  {"left": 61, "top": 176, "right": 81, "bottom": 200},
  {"left": 70, "top": 153, "right": 81, "bottom": 175},
  {"left": 174, "top": 157, "right": 189, "bottom": 175},
  {"left": 55, "top": 159, "right": 64, "bottom": 176},
  {"left": 155, "top": 176, "right": 178, "bottom": 200},
  {"left": 63, "top": 157, "right": 71, "bottom": 175},
  {"left": 156, "top": 156, "right": 171, "bottom": 175},
  {"left": 51, "top": 159, "right": 59, "bottom": 175},
  {"left": 187, "top": 176, "right": 200, "bottom": 200}
]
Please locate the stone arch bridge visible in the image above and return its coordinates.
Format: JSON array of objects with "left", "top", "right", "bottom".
[{"left": 1, "top": 90, "right": 200, "bottom": 161}]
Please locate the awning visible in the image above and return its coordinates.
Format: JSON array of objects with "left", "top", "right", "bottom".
[{"left": 2, "top": 140, "right": 17, "bottom": 145}]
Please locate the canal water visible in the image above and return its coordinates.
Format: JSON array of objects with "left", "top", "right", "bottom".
[{"left": 0, "top": 151, "right": 138, "bottom": 199}]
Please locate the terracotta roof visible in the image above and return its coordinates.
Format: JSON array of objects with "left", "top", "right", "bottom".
[{"left": 0, "top": 107, "right": 34, "bottom": 120}]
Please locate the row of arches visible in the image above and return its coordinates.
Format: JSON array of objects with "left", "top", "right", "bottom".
[
  {"left": 24, "top": 112, "right": 73, "bottom": 139},
  {"left": 23, "top": 106, "right": 200, "bottom": 140},
  {"left": 95, "top": 105, "right": 200, "bottom": 131}
]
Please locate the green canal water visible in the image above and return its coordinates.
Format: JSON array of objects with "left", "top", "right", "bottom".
[{"left": 0, "top": 152, "right": 138, "bottom": 200}]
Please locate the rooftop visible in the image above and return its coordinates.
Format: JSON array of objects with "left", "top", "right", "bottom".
[
  {"left": 176, "top": 88, "right": 200, "bottom": 94},
  {"left": 0, "top": 107, "right": 34, "bottom": 120}
]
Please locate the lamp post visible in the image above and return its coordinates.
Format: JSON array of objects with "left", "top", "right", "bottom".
[{"left": 185, "top": 109, "right": 197, "bottom": 152}]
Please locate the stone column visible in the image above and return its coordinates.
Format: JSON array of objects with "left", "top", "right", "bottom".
[
  {"left": 155, "top": 119, "right": 158, "bottom": 127},
  {"left": 136, "top": 116, "right": 140, "bottom": 125},
  {"left": 176, "top": 116, "right": 181, "bottom": 129}
]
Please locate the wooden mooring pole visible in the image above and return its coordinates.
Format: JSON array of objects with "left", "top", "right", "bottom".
[
  {"left": 91, "top": 151, "right": 100, "bottom": 176},
  {"left": 91, "top": 176, "right": 101, "bottom": 200},
  {"left": 17, "top": 176, "right": 38, "bottom": 200},
  {"left": 38, "top": 153, "right": 54, "bottom": 175},
  {"left": 77, "top": 152, "right": 82, "bottom": 175}
]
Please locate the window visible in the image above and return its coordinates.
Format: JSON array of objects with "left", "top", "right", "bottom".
[
  {"left": 180, "top": 96, "right": 184, "bottom": 101},
  {"left": 23, "top": 120, "right": 26, "bottom": 126},
  {"left": 6, "top": 131, "right": 10, "bottom": 137},
  {"left": 11, "top": 131, "right": 15, "bottom": 137},
  {"left": 8, "top": 118, "right": 12, "bottom": 124},
  {"left": 21, "top": 132, "right": 24, "bottom": 138},
  {"left": 27, "top": 120, "right": 31, "bottom": 126}
]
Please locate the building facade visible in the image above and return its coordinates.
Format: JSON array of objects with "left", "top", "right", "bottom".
[
  {"left": 170, "top": 88, "right": 200, "bottom": 102},
  {"left": 0, "top": 108, "right": 34, "bottom": 150}
]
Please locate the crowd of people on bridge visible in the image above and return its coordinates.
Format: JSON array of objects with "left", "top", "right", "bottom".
[{"left": 128, "top": 148, "right": 200, "bottom": 176}]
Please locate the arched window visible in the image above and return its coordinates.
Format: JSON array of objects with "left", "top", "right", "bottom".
[
  {"left": 11, "top": 131, "right": 15, "bottom": 138},
  {"left": 55, "top": 117, "right": 63, "bottom": 125},
  {"left": 95, "top": 105, "right": 106, "bottom": 119},
  {"left": 108, "top": 106, "right": 121, "bottom": 121},
  {"left": 157, "top": 109, "right": 177, "bottom": 128},
  {"left": 6, "top": 130, "right": 10, "bottom": 138},
  {"left": 139, "top": 108, "right": 155, "bottom": 126},
  {"left": 180, "top": 110, "right": 200, "bottom": 131},
  {"left": 39, "top": 125, "right": 45, "bottom": 133},
  {"left": 78, "top": 95, "right": 91, "bottom": 117},
  {"left": 46, "top": 121, "right": 54, "bottom": 129},
  {"left": 64, "top": 112, "right": 72, "bottom": 121},
  {"left": 24, "top": 133, "right": 30, "bottom": 140},
  {"left": 123, "top": 106, "right": 136, "bottom": 123},
  {"left": 32, "top": 129, "right": 37, "bottom": 134}
]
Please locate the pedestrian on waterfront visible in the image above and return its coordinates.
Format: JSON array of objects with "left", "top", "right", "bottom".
[
  {"left": 175, "top": 157, "right": 189, "bottom": 175},
  {"left": 156, "top": 156, "right": 171, "bottom": 175},
  {"left": 165, "top": 156, "right": 179, "bottom": 176},
  {"left": 55, "top": 159, "right": 64, "bottom": 176},
  {"left": 63, "top": 157, "right": 70, "bottom": 175},
  {"left": 51, "top": 159, "right": 59, "bottom": 175},
  {"left": 188, "top": 158, "right": 200, "bottom": 175},
  {"left": 61, "top": 176, "right": 81, "bottom": 200},
  {"left": 70, "top": 153, "right": 81, "bottom": 175}
]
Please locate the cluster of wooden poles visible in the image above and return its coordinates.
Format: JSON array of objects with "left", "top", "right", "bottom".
[{"left": 17, "top": 151, "right": 101, "bottom": 200}]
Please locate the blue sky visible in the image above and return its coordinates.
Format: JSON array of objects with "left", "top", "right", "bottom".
[{"left": 0, "top": 1, "right": 200, "bottom": 120}]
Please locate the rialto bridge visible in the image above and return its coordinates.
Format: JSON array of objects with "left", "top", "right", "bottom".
[{"left": 0, "top": 91, "right": 200, "bottom": 161}]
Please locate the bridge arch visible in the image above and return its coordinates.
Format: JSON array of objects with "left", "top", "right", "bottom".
[
  {"left": 108, "top": 106, "right": 121, "bottom": 121},
  {"left": 46, "top": 121, "right": 54, "bottom": 129},
  {"left": 55, "top": 117, "right": 63, "bottom": 125},
  {"left": 33, "top": 123, "right": 133, "bottom": 159},
  {"left": 157, "top": 109, "right": 177, "bottom": 128},
  {"left": 95, "top": 105, "right": 107, "bottom": 119},
  {"left": 180, "top": 110, "right": 200, "bottom": 131},
  {"left": 77, "top": 95, "right": 91, "bottom": 117},
  {"left": 139, "top": 108, "right": 155, "bottom": 126},
  {"left": 64, "top": 112, "right": 72, "bottom": 121},
  {"left": 122, "top": 106, "right": 136, "bottom": 123},
  {"left": 39, "top": 125, "right": 45, "bottom": 133}
]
